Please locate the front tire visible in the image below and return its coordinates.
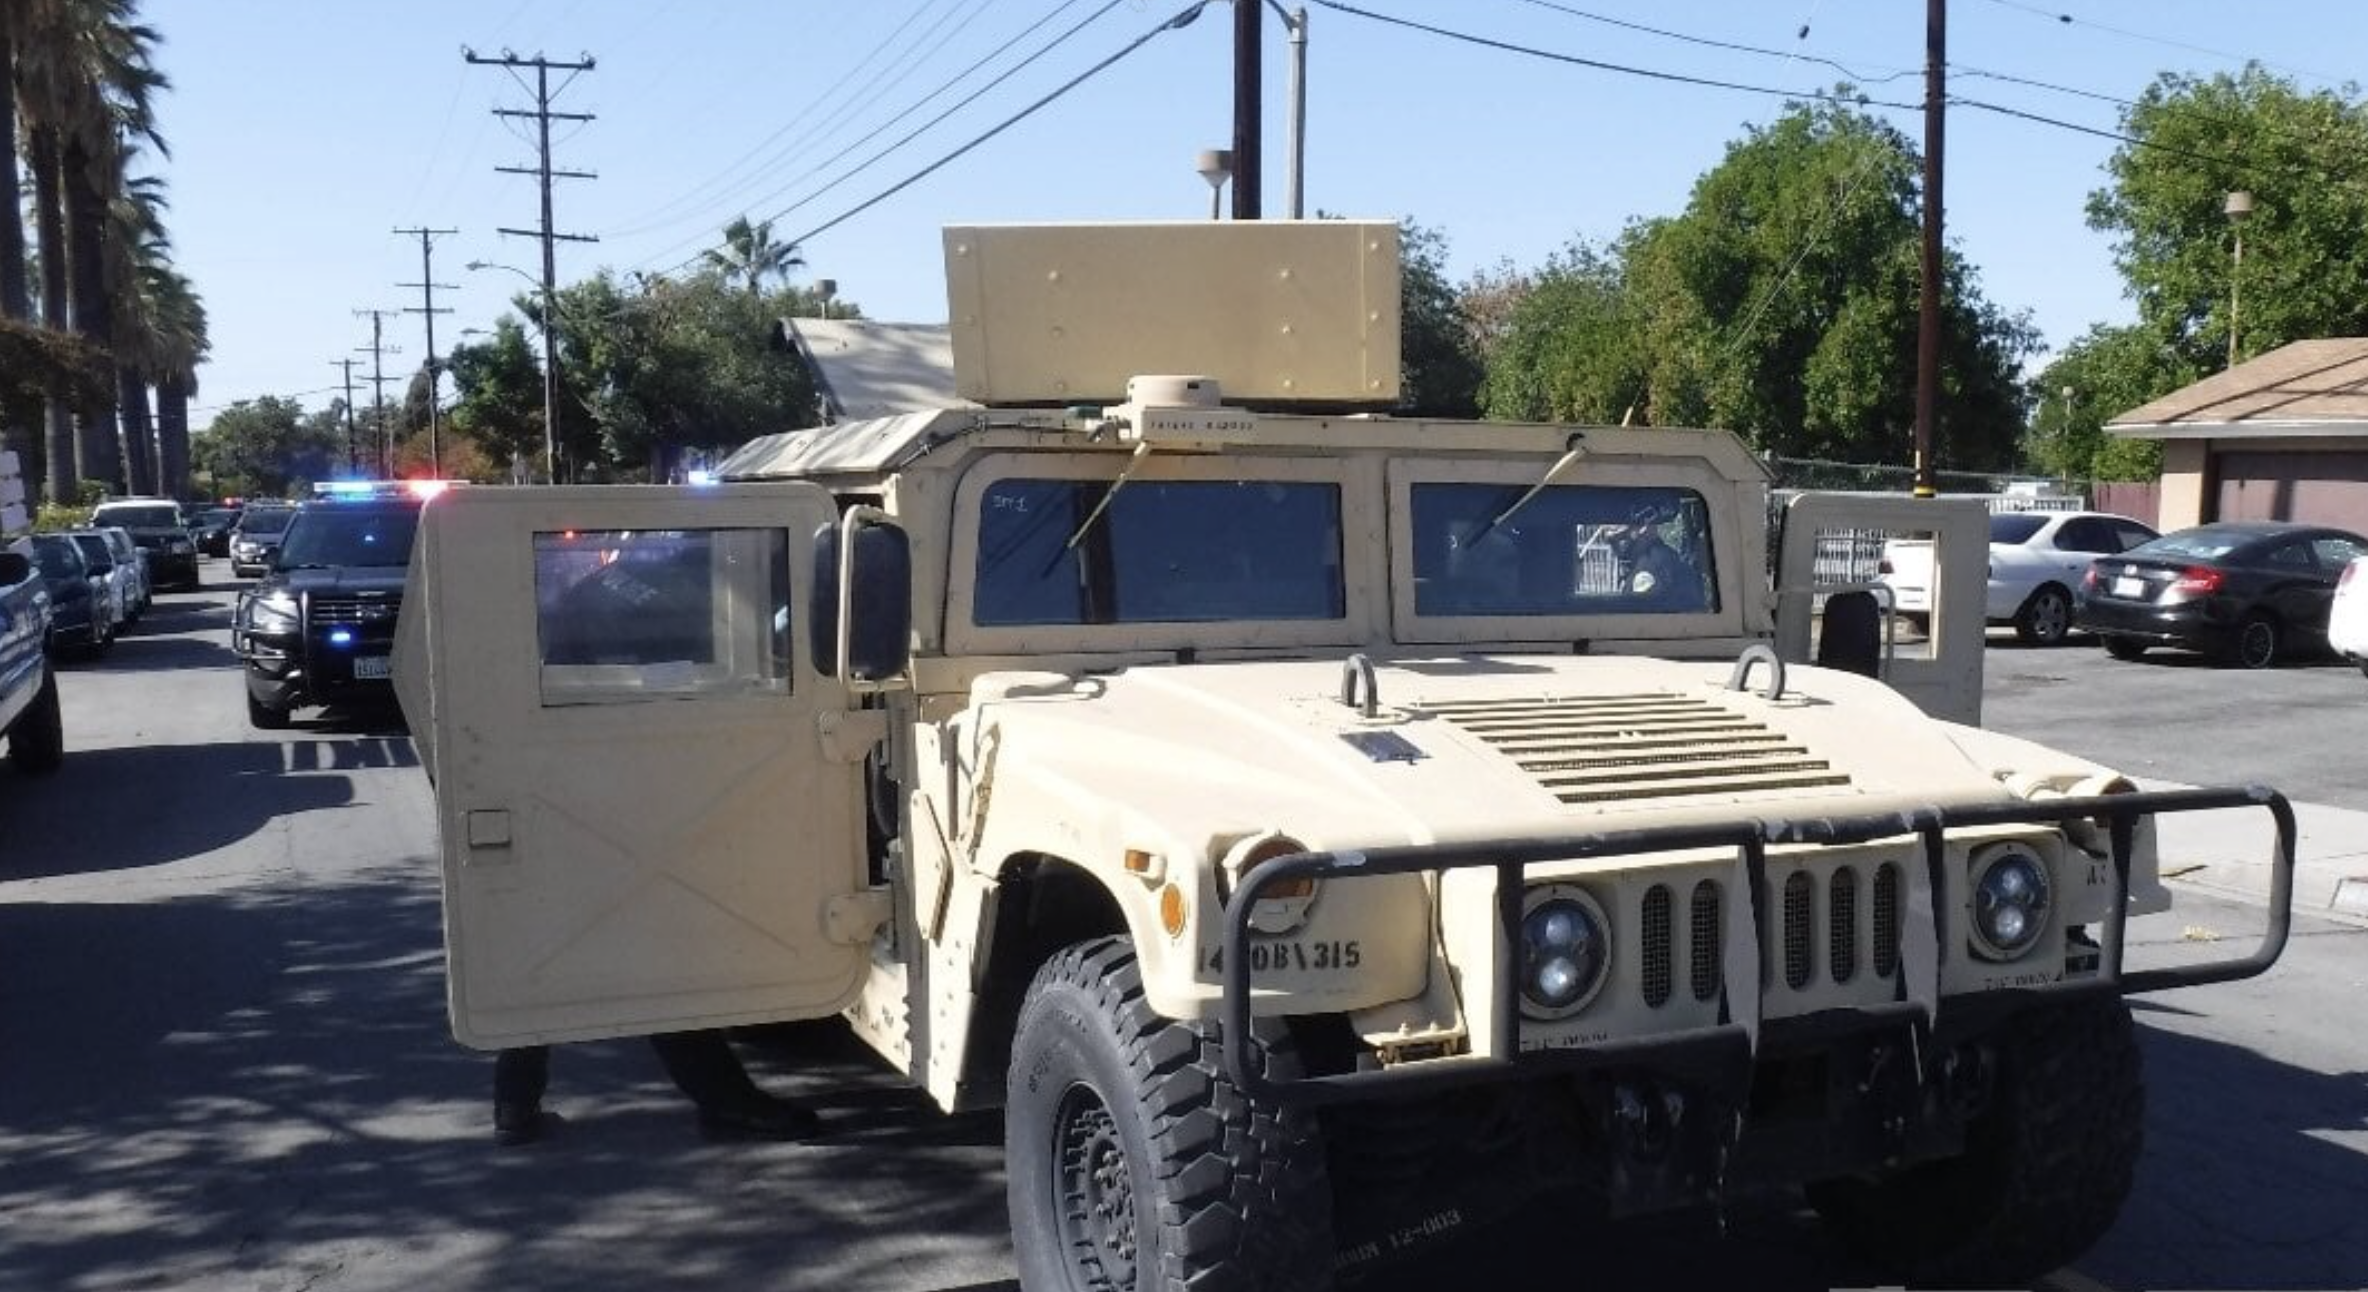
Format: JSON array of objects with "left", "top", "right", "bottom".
[
  {"left": 2014, "top": 585, "right": 2073, "bottom": 646},
  {"left": 1007, "top": 937, "right": 1332, "bottom": 1292},
  {"left": 247, "top": 689, "right": 292, "bottom": 731},
  {"left": 7, "top": 667, "right": 65, "bottom": 775},
  {"left": 1808, "top": 996, "right": 2143, "bottom": 1287}
]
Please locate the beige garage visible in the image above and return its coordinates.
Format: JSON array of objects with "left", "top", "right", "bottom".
[{"left": 2108, "top": 338, "right": 2368, "bottom": 533}]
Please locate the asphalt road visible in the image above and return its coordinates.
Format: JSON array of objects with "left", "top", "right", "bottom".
[{"left": 1, "top": 572, "right": 2361, "bottom": 1291}]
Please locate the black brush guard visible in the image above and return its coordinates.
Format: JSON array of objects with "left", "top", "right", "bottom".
[{"left": 1222, "top": 785, "right": 2296, "bottom": 1106}]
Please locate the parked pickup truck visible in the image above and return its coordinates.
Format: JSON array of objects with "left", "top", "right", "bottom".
[{"left": 2, "top": 451, "right": 65, "bottom": 776}]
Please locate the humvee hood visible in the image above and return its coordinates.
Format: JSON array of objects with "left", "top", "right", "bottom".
[{"left": 966, "top": 654, "right": 2110, "bottom": 850}]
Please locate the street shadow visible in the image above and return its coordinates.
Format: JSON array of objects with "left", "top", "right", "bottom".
[
  {"left": 94, "top": 630, "right": 239, "bottom": 672},
  {"left": 0, "top": 864, "right": 1016, "bottom": 1292},
  {"left": 0, "top": 738, "right": 412, "bottom": 878}
]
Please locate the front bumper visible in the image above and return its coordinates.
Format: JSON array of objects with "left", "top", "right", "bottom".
[
  {"left": 235, "top": 600, "right": 401, "bottom": 711},
  {"left": 1224, "top": 785, "right": 2295, "bottom": 1107}
]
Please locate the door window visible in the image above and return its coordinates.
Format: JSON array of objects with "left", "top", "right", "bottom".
[
  {"left": 2311, "top": 535, "right": 2367, "bottom": 567},
  {"left": 533, "top": 527, "right": 792, "bottom": 704}
]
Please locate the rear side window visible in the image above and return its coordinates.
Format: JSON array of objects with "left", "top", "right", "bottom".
[
  {"left": 2263, "top": 541, "right": 2313, "bottom": 570},
  {"left": 1990, "top": 513, "right": 2047, "bottom": 544},
  {"left": 974, "top": 479, "right": 1345, "bottom": 626}
]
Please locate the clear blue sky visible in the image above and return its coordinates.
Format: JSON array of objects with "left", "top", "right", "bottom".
[{"left": 150, "top": 0, "right": 2362, "bottom": 427}]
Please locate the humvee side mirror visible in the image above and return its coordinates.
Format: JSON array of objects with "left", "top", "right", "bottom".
[
  {"left": 0, "top": 552, "right": 30, "bottom": 586},
  {"left": 810, "top": 512, "right": 912, "bottom": 684}
]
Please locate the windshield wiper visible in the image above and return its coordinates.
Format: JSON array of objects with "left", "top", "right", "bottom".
[
  {"left": 1061, "top": 442, "right": 1155, "bottom": 552},
  {"left": 1465, "top": 431, "right": 1588, "bottom": 548}
]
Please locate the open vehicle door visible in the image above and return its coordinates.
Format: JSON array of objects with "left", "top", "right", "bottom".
[
  {"left": 397, "top": 484, "right": 875, "bottom": 1049},
  {"left": 1774, "top": 492, "right": 1988, "bottom": 725}
]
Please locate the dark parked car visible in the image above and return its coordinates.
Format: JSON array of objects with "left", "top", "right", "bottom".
[
  {"left": 91, "top": 497, "right": 199, "bottom": 590},
  {"left": 232, "top": 492, "right": 425, "bottom": 728},
  {"left": 192, "top": 506, "right": 242, "bottom": 557},
  {"left": 25, "top": 533, "right": 114, "bottom": 656},
  {"left": 2076, "top": 521, "right": 2368, "bottom": 668}
]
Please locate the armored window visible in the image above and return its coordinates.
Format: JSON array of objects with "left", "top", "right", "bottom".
[
  {"left": 1409, "top": 483, "right": 1719, "bottom": 616},
  {"left": 533, "top": 527, "right": 792, "bottom": 705},
  {"left": 973, "top": 478, "right": 1346, "bottom": 626}
]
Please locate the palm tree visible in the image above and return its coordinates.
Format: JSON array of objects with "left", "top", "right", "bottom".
[
  {"left": 0, "top": 14, "right": 39, "bottom": 482},
  {"left": 15, "top": 0, "right": 166, "bottom": 498},
  {"left": 701, "top": 215, "right": 804, "bottom": 300},
  {"left": 106, "top": 168, "right": 168, "bottom": 494},
  {"left": 146, "top": 264, "right": 206, "bottom": 499}
]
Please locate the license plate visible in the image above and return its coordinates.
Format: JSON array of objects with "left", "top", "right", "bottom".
[
  {"left": 2112, "top": 576, "right": 2145, "bottom": 599},
  {"left": 352, "top": 655, "right": 391, "bottom": 680}
]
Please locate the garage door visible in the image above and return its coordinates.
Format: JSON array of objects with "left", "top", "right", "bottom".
[{"left": 2214, "top": 450, "right": 2368, "bottom": 531}]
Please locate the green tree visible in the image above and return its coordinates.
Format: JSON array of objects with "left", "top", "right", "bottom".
[
  {"left": 1479, "top": 241, "right": 1643, "bottom": 424},
  {"left": 191, "top": 396, "right": 338, "bottom": 497},
  {"left": 2027, "top": 324, "right": 2187, "bottom": 482},
  {"left": 1397, "top": 220, "right": 1483, "bottom": 418},
  {"left": 444, "top": 317, "right": 544, "bottom": 480},
  {"left": 2087, "top": 66, "right": 2368, "bottom": 372},
  {"left": 1482, "top": 100, "right": 2035, "bottom": 469}
]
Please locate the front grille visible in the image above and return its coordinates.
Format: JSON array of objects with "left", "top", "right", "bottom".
[
  {"left": 1830, "top": 868, "right": 1859, "bottom": 984},
  {"left": 1640, "top": 885, "right": 1673, "bottom": 1007},
  {"left": 1872, "top": 863, "right": 1902, "bottom": 979},
  {"left": 1689, "top": 881, "right": 1721, "bottom": 1001},
  {"left": 1782, "top": 872, "right": 1814, "bottom": 989},
  {"left": 311, "top": 595, "right": 400, "bottom": 626},
  {"left": 1431, "top": 693, "right": 1852, "bottom": 806}
]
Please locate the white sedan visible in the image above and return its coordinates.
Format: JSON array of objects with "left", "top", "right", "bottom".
[
  {"left": 1884, "top": 509, "right": 2158, "bottom": 645},
  {"left": 2331, "top": 555, "right": 2368, "bottom": 677}
]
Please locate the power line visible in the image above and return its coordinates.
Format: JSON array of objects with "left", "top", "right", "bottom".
[
  {"left": 1307, "top": 0, "right": 1921, "bottom": 111},
  {"left": 633, "top": 0, "right": 1127, "bottom": 275},
  {"left": 649, "top": 0, "right": 1216, "bottom": 280},
  {"left": 354, "top": 310, "right": 402, "bottom": 477},
  {"left": 1973, "top": 0, "right": 2351, "bottom": 91},
  {"left": 395, "top": 226, "right": 458, "bottom": 476},
  {"left": 465, "top": 48, "right": 598, "bottom": 484},
  {"left": 601, "top": 0, "right": 969, "bottom": 238},
  {"left": 1506, "top": 0, "right": 1919, "bottom": 86}
]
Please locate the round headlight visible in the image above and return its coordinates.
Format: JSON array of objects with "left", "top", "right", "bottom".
[
  {"left": 1519, "top": 886, "right": 1610, "bottom": 1019},
  {"left": 1970, "top": 847, "right": 2053, "bottom": 961}
]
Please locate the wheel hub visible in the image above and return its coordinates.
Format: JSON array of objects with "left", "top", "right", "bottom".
[{"left": 1055, "top": 1086, "right": 1138, "bottom": 1288}]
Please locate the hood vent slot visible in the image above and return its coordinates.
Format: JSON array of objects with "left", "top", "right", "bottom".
[{"left": 1428, "top": 692, "right": 1851, "bottom": 806}]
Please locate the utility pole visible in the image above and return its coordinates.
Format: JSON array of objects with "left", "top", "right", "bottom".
[
  {"left": 395, "top": 226, "right": 458, "bottom": 477},
  {"left": 354, "top": 309, "right": 400, "bottom": 478},
  {"left": 329, "top": 357, "right": 362, "bottom": 474},
  {"left": 1913, "top": 0, "right": 1946, "bottom": 499},
  {"left": 1231, "top": 0, "right": 1262, "bottom": 219},
  {"left": 465, "top": 48, "right": 597, "bottom": 483}
]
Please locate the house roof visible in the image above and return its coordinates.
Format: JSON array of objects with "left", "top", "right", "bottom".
[{"left": 2108, "top": 338, "right": 2368, "bottom": 440}]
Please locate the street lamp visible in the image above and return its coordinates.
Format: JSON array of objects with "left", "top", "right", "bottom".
[
  {"left": 1196, "top": 148, "right": 1233, "bottom": 220},
  {"left": 1261, "top": 1, "right": 1308, "bottom": 219},
  {"left": 468, "top": 260, "right": 557, "bottom": 482},
  {"left": 2225, "top": 190, "right": 2253, "bottom": 369}
]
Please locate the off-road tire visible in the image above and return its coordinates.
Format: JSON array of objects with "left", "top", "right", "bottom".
[
  {"left": 1807, "top": 995, "right": 2143, "bottom": 1287},
  {"left": 2014, "top": 585, "right": 2073, "bottom": 647},
  {"left": 2101, "top": 636, "right": 2147, "bottom": 661},
  {"left": 246, "top": 690, "right": 292, "bottom": 731},
  {"left": 2230, "top": 613, "right": 2280, "bottom": 669},
  {"left": 7, "top": 667, "right": 65, "bottom": 775},
  {"left": 1007, "top": 937, "right": 1333, "bottom": 1292}
]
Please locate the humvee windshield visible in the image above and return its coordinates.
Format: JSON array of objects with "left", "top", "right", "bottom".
[
  {"left": 1411, "top": 483, "right": 1718, "bottom": 616},
  {"left": 975, "top": 478, "right": 1345, "bottom": 626}
]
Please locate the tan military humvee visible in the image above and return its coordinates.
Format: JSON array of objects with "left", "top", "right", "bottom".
[{"left": 393, "top": 221, "right": 2295, "bottom": 1291}]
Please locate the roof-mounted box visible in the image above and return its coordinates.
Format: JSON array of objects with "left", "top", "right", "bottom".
[{"left": 943, "top": 220, "right": 1401, "bottom": 408}]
